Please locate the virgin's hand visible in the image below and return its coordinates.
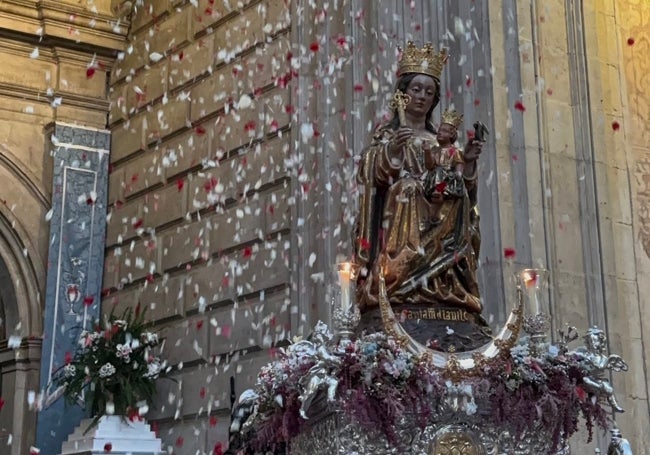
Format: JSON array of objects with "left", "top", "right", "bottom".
[
  {"left": 389, "top": 127, "right": 413, "bottom": 156},
  {"left": 463, "top": 140, "right": 483, "bottom": 163}
]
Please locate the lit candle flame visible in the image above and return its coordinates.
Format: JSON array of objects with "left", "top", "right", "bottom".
[{"left": 521, "top": 269, "right": 538, "bottom": 289}]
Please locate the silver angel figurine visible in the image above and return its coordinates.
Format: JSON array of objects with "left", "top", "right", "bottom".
[
  {"left": 575, "top": 327, "right": 628, "bottom": 413},
  {"left": 293, "top": 322, "right": 342, "bottom": 419},
  {"left": 298, "top": 353, "right": 341, "bottom": 419}
]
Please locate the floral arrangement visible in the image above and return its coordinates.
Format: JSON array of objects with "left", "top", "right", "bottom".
[
  {"left": 243, "top": 327, "right": 609, "bottom": 452},
  {"left": 53, "top": 306, "right": 167, "bottom": 429}
]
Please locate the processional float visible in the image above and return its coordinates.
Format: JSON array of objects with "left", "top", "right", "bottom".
[{"left": 228, "top": 42, "right": 634, "bottom": 455}]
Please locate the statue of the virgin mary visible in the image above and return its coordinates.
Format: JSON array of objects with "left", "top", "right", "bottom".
[{"left": 354, "top": 42, "right": 492, "bottom": 351}]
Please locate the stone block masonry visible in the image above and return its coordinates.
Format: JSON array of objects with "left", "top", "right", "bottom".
[{"left": 104, "top": 1, "right": 292, "bottom": 452}]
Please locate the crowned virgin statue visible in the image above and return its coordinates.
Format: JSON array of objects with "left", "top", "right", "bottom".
[{"left": 354, "top": 42, "right": 492, "bottom": 351}]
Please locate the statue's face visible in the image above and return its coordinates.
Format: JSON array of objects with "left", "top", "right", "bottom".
[
  {"left": 437, "top": 123, "right": 457, "bottom": 145},
  {"left": 404, "top": 74, "right": 438, "bottom": 117}
]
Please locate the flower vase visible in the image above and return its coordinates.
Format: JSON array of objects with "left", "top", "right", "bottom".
[{"left": 59, "top": 415, "right": 164, "bottom": 454}]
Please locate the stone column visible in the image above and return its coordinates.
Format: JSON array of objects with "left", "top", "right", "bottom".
[{"left": 35, "top": 123, "right": 110, "bottom": 454}]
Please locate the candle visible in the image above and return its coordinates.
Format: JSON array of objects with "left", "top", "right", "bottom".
[
  {"left": 338, "top": 262, "right": 352, "bottom": 313},
  {"left": 522, "top": 269, "right": 540, "bottom": 314}
]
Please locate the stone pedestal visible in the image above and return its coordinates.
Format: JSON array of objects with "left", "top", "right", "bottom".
[{"left": 59, "top": 416, "right": 165, "bottom": 455}]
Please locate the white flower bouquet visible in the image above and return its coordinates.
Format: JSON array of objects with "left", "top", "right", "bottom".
[{"left": 53, "top": 306, "right": 167, "bottom": 429}]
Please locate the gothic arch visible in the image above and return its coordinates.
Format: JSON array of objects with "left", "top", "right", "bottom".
[
  {"left": 0, "top": 163, "right": 47, "bottom": 455},
  {"left": 0, "top": 143, "right": 48, "bottom": 337}
]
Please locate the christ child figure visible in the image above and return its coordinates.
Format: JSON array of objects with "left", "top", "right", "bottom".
[{"left": 424, "top": 109, "right": 465, "bottom": 206}]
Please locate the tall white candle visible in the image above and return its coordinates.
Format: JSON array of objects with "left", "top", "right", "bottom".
[
  {"left": 522, "top": 269, "right": 540, "bottom": 314},
  {"left": 339, "top": 263, "right": 352, "bottom": 313}
]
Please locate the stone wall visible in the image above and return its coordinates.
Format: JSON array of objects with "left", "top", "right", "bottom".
[
  {"left": 609, "top": 0, "right": 650, "bottom": 451},
  {"left": 488, "top": 0, "right": 650, "bottom": 451},
  {"left": 102, "top": 1, "right": 292, "bottom": 452}
]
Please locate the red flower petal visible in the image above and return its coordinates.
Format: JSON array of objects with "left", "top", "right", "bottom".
[
  {"left": 353, "top": 84, "right": 364, "bottom": 92},
  {"left": 86, "top": 67, "right": 96, "bottom": 79},
  {"left": 213, "top": 442, "right": 223, "bottom": 455},
  {"left": 612, "top": 121, "right": 620, "bottom": 131},
  {"left": 221, "top": 325, "right": 232, "bottom": 338},
  {"left": 176, "top": 178, "right": 184, "bottom": 191},
  {"left": 83, "top": 295, "right": 94, "bottom": 306},
  {"left": 151, "top": 421, "right": 160, "bottom": 437},
  {"left": 175, "top": 436, "right": 184, "bottom": 447},
  {"left": 104, "top": 443, "right": 112, "bottom": 452},
  {"left": 244, "top": 120, "right": 256, "bottom": 132},
  {"left": 514, "top": 100, "right": 526, "bottom": 112},
  {"left": 199, "top": 386, "right": 206, "bottom": 398},
  {"left": 0, "top": 397, "right": 5, "bottom": 411},
  {"left": 242, "top": 246, "right": 252, "bottom": 258},
  {"left": 204, "top": 177, "right": 218, "bottom": 192},
  {"left": 127, "top": 407, "right": 142, "bottom": 422},
  {"left": 209, "top": 415, "right": 218, "bottom": 427},
  {"left": 65, "top": 351, "right": 73, "bottom": 364},
  {"left": 359, "top": 237, "right": 371, "bottom": 251},
  {"left": 309, "top": 41, "right": 320, "bottom": 52},
  {"left": 195, "top": 125, "right": 206, "bottom": 135},
  {"left": 627, "top": 37, "right": 635, "bottom": 46},
  {"left": 435, "top": 182, "right": 447, "bottom": 193},
  {"left": 503, "top": 247, "right": 516, "bottom": 259}
]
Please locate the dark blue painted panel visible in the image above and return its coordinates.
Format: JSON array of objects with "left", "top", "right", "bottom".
[{"left": 36, "top": 124, "right": 110, "bottom": 455}]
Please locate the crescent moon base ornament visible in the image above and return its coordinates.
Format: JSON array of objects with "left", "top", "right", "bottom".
[{"left": 376, "top": 268, "right": 524, "bottom": 381}]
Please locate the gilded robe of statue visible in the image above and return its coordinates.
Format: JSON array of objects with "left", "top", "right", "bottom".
[{"left": 355, "top": 126, "right": 483, "bottom": 318}]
